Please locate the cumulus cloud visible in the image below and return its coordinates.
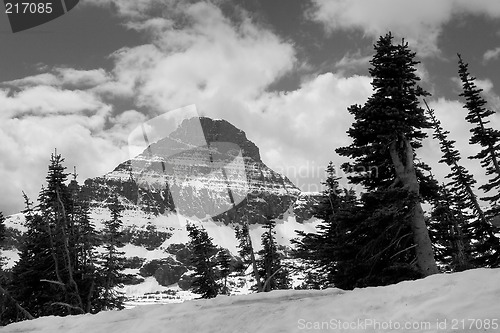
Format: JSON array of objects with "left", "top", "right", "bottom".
[
  {"left": 246, "top": 73, "right": 373, "bottom": 192},
  {"left": 0, "top": 86, "right": 109, "bottom": 118},
  {"left": 334, "top": 50, "right": 371, "bottom": 74},
  {"left": 1, "top": 0, "right": 418, "bottom": 215},
  {"left": 483, "top": 47, "right": 500, "bottom": 63},
  {"left": 5, "top": 68, "right": 112, "bottom": 89},
  {"left": 309, "top": 0, "right": 500, "bottom": 57},
  {"left": 0, "top": 103, "right": 132, "bottom": 215},
  {"left": 0, "top": 0, "right": 299, "bottom": 214},
  {"left": 0, "top": 81, "right": 138, "bottom": 215},
  {"left": 92, "top": 1, "right": 296, "bottom": 114}
]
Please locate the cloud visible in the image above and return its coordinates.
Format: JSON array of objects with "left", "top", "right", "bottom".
[
  {"left": 92, "top": 1, "right": 296, "bottom": 114},
  {"left": 0, "top": 112, "right": 131, "bottom": 216},
  {"left": 244, "top": 73, "right": 373, "bottom": 193},
  {"left": 83, "top": 0, "right": 168, "bottom": 20},
  {"left": 334, "top": 50, "right": 371, "bottom": 74},
  {"left": 5, "top": 68, "right": 112, "bottom": 89},
  {"left": 0, "top": 83, "right": 140, "bottom": 215},
  {"left": 0, "top": 0, "right": 298, "bottom": 214},
  {"left": 483, "top": 47, "right": 500, "bottom": 63},
  {"left": 309, "top": 0, "right": 500, "bottom": 57},
  {"left": 0, "top": 86, "right": 109, "bottom": 118},
  {"left": 8, "top": 0, "right": 476, "bottom": 215},
  {"left": 73, "top": 0, "right": 378, "bottom": 196}
]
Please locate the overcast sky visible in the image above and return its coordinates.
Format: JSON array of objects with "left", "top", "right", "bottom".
[{"left": 1, "top": 0, "right": 500, "bottom": 215}]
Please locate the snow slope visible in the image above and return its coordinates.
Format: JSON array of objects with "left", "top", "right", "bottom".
[{"left": 3, "top": 268, "right": 500, "bottom": 333}]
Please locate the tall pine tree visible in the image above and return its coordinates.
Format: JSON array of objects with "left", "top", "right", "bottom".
[
  {"left": 9, "top": 192, "right": 62, "bottom": 318},
  {"left": 458, "top": 54, "right": 500, "bottom": 206},
  {"left": 457, "top": 54, "right": 500, "bottom": 267},
  {"left": 424, "top": 100, "right": 494, "bottom": 269},
  {"left": 428, "top": 184, "right": 471, "bottom": 271},
  {"left": 336, "top": 32, "right": 438, "bottom": 277},
  {"left": 8, "top": 152, "right": 119, "bottom": 323}
]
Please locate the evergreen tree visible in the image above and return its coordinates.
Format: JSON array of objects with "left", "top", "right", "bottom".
[
  {"left": 7, "top": 152, "right": 117, "bottom": 323},
  {"left": 424, "top": 100, "right": 492, "bottom": 269},
  {"left": 186, "top": 223, "right": 219, "bottom": 298},
  {"left": 294, "top": 167, "right": 421, "bottom": 290},
  {"left": 428, "top": 184, "right": 471, "bottom": 271},
  {"left": 216, "top": 249, "right": 232, "bottom": 294},
  {"left": 38, "top": 153, "right": 88, "bottom": 314},
  {"left": 335, "top": 32, "right": 438, "bottom": 277},
  {"left": 67, "top": 169, "right": 100, "bottom": 313},
  {"left": 293, "top": 163, "right": 351, "bottom": 288},
  {"left": 458, "top": 54, "right": 500, "bottom": 203},
  {"left": 97, "top": 196, "right": 127, "bottom": 310},
  {"left": 313, "top": 162, "right": 342, "bottom": 222},
  {"left": 457, "top": 54, "right": 500, "bottom": 266},
  {"left": 234, "top": 222, "right": 262, "bottom": 292},
  {"left": 9, "top": 193, "right": 60, "bottom": 319},
  {"left": 259, "top": 219, "right": 289, "bottom": 291}
]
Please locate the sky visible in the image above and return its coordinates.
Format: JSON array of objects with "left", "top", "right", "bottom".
[{"left": 1, "top": 0, "right": 500, "bottom": 215}]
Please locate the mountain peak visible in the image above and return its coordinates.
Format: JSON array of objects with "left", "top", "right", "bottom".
[
  {"left": 85, "top": 116, "right": 316, "bottom": 225},
  {"left": 148, "top": 117, "right": 261, "bottom": 163}
]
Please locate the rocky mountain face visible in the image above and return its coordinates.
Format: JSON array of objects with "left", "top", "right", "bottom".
[{"left": 83, "top": 117, "right": 319, "bottom": 224}]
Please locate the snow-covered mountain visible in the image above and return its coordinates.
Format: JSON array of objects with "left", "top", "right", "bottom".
[
  {"left": 3, "top": 268, "right": 499, "bottom": 333},
  {"left": 3, "top": 117, "right": 323, "bottom": 298},
  {"left": 83, "top": 117, "right": 321, "bottom": 225}
]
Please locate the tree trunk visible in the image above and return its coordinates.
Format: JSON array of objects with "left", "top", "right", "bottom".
[
  {"left": 246, "top": 227, "right": 263, "bottom": 292},
  {"left": 389, "top": 137, "right": 439, "bottom": 276}
]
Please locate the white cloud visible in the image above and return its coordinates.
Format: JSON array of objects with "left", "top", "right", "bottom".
[
  {"left": 55, "top": 68, "right": 112, "bottom": 87},
  {"left": 0, "top": 84, "right": 140, "bottom": 215},
  {"left": 483, "top": 47, "right": 500, "bottom": 63},
  {"left": 83, "top": 0, "right": 168, "bottom": 20},
  {"left": 309, "top": 0, "right": 500, "bottom": 57},
  {"left": 243, "top": 73, "right": 373, "bottom": 193},
  {"left": 93, "top": 1, "right": 296, "bottom": 114},
  {"left": 335, "top": 50, "right": 371, "bottom": 73},
  {"left": 79, "top": 0, "right": 376, "bottom": 195},
  {"left": 0, "top": 113, "right": 130, "bottom": 215},
  {"left": 6, "top": 0, "right": 461, "bottom": 215},
  {"left": 0, "top": 86, "right": 109, "bottom": 118},
  {"left": 5, "top": 68, "right": 112, "bottom": 89},
  {"left": 5, "top": 73, "right": 59, "bottom": 86},
  {"left": 0, "top": 0, "right": 298, "bottom": 214}
]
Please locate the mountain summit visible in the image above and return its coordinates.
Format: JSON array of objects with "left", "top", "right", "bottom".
[{"left": 84, "top": 117, "right": 318, "bottom": 224}]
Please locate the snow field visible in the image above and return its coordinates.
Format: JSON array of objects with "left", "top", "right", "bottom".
[{"left": 3, "top": 268, "right": 500, "bottom": 333}]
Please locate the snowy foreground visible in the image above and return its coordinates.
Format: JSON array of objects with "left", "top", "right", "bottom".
[{"left": 3, "top": 268, "right": 500, "bottom": 333}]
